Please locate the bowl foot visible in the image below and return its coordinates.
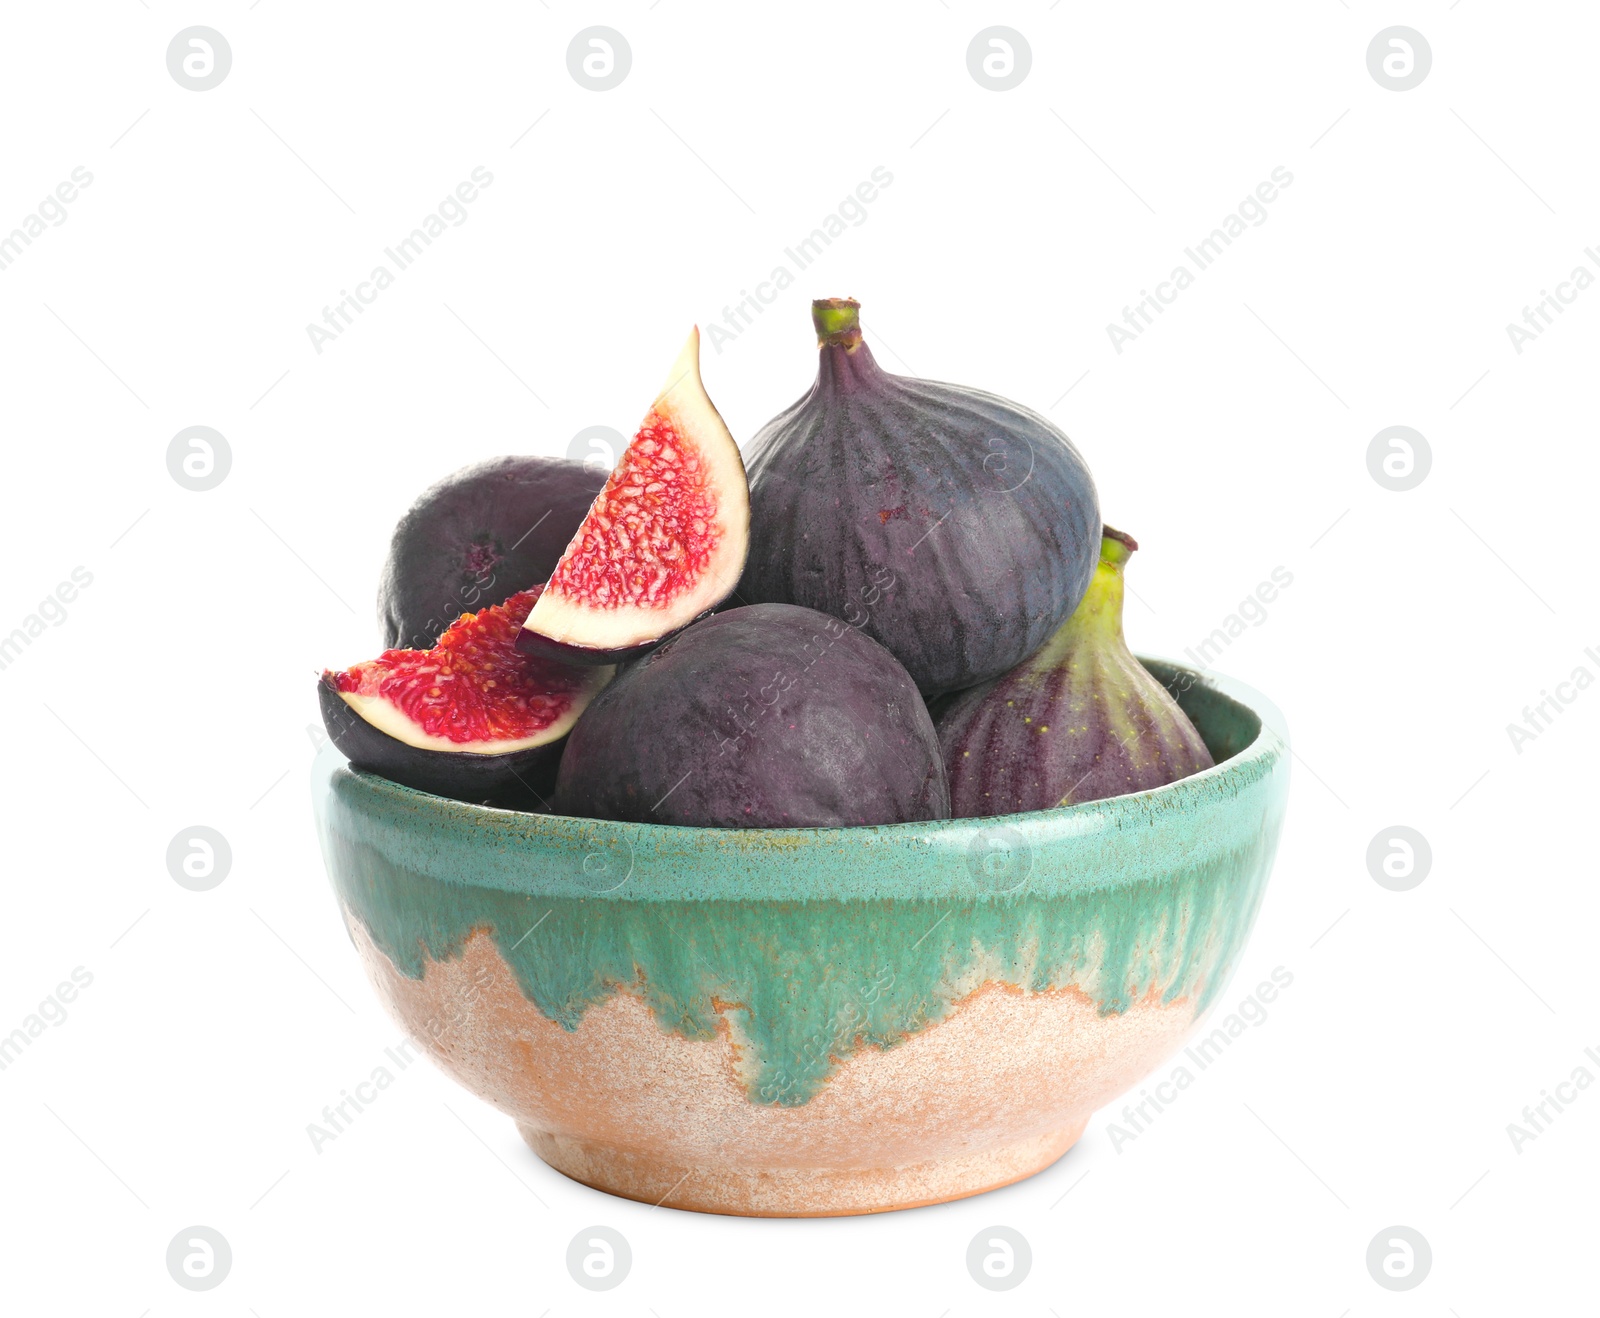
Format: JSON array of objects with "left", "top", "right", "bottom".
[{"left": 518, "top": 1120, "right": 1087, "bottom": 1217}]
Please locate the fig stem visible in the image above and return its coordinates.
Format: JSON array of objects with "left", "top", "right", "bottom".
[
  {"left": 1099, "top": 525, "right": 1138, "bottom": 569},
  {"left": 812, "top": 297, "right": 862, "bottom": 350},
  {"left": 1062, "top": 528, "right": 1134, "bottom": 640}
]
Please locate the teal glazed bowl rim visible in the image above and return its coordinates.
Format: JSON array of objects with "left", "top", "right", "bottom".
[{"left": 313, "top": 657, "right": 1289, "bottom": 905}]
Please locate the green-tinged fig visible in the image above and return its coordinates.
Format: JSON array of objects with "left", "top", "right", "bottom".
[
  {"left": 739, "top": 297, "right": 1101, "bottom": 696},
  {"left": 936, "top": 528, "right": 1213, "bottom": 816}
]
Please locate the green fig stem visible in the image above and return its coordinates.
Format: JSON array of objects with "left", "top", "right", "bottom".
[
  {"left": 1099, "top": 525, "right": 1138, "bottom": 569},
  {"left": 813, "top": 297, "right": 862, "bottom": 350},
  {"left": 1066, "top": 527, "right": 1137, "bottom": 640}
]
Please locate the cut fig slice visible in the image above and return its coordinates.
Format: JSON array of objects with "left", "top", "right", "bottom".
[
  {"left": 516, "top": 329, "right": 749, "bottom": 665},
  {"left": 319, "top": 587, "right": 612, "bottom": 809}
]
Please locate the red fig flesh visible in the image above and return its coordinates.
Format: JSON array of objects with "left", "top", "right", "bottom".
[
  {"left": 516, "top": 329, "right": 749, "bottom": 664},
  {"left": 320, "top": 588, "right": 611, "bottom": 807}
]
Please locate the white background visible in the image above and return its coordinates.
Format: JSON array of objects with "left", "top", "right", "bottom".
[{"left": 1, "top": 3, "right": 1595, "bottom": 1313}]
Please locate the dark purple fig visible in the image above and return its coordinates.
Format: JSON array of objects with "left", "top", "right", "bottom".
[
  {"left": 378, "top": 455, "right": 604, "bottom": 650},
  {"left": 739, "top": 297, "right": 1101, "bottom": 697},
  {"left": 516, "top": 330, "right": 750, "bottom": 667},
  {"left": 937, "top": 528, "right": 1213, "bottom": 816},
  {"left": 553, "top": 604, "right": 948, "bottom": 828},
  {"left": 322, "top": 588, "right": 612, "bottom": 810}
]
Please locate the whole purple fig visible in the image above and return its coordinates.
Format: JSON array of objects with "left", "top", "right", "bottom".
[
  {"left": 740, "top": 297, "right": 1101, "bottom": 697},
  {"left": 937, "top": 527, "right": 1214, "bottom": 816}
]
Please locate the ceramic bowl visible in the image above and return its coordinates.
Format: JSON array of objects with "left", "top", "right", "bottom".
[{"left": 311, "top": 659, "right": 1288, "bottom": 1217}]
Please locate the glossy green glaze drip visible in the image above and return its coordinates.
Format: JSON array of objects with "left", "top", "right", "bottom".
[{"left": 313, "top": 661, "right": 1289, "bottom": 1107}]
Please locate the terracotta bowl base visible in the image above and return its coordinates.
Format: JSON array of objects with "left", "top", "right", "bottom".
[{"left": 518, "top": 1119, "right": 1087, "bottom": 1217}]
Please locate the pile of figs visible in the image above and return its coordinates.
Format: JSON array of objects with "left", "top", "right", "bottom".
[{"left": 320, "top": 299, "right": 1216, "bottom": 828}]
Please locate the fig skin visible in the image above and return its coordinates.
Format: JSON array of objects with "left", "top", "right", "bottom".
[
  {"left": 554, "top": 604, "right": 950, "bottom": 828},
  {"left": 378, "top": 455, "right": 603, "bottom": 650},
  {"left": 739, "top": 298, "right": 1101, "bottom": 697},
  {"left": 936, "top": 528, "right": 1214, "bottom": 817},
  {"left": 317, "top": 675, "right": 561, "bottom": 810}
]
